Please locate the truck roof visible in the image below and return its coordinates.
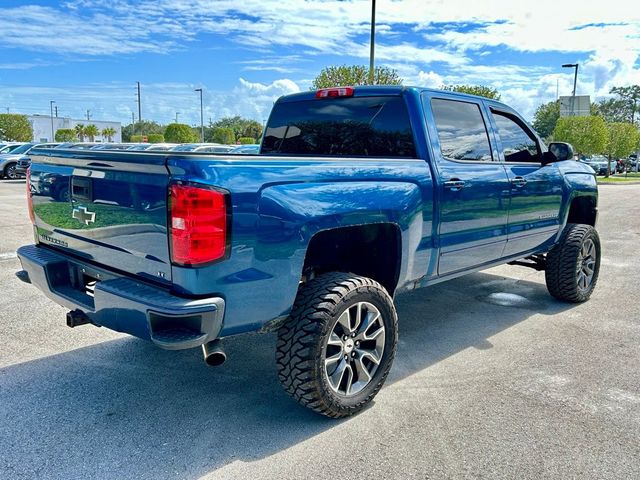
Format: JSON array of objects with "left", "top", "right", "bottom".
[{"left": 276, "top": 85, "right": 510, "bottom": 109}]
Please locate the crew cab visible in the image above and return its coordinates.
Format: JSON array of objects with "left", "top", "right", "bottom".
[{"left": 17, "top": 86, "right": 600, "bottom": 417}]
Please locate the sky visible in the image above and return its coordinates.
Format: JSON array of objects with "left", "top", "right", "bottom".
[{"left": 0, "top": 0, "right": 639, "bottom": 126}]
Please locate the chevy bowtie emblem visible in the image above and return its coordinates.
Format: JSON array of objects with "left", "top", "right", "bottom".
[{"left": 72, "top": 206, "right": 96, "bottom": 225}]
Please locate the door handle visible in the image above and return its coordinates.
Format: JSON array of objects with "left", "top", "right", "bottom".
[
  {"left": 511, "top": 176, "right": 527, "bottom": 188},
  {"left": 444, "top": 179, "right": 466, "bottom": 191}
]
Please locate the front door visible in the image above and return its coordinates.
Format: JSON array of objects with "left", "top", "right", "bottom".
[
  {"left": 487, "top": 107, "right": 564, "bottom": 256},
  {"left": 424, "top": 95, "right": 511, "bottom": 276}
]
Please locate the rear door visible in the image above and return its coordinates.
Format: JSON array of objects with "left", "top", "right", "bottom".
[
  {"left": 423, "top": 94, "right": 511, "bottom": 275},
  {"left": 29, "top": 150, "right": 172, "bottom": 283},
  {"left": 486, "top": 107, "right": 564, "bottom": 256}
]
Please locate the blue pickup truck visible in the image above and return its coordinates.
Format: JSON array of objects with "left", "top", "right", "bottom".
[{"left": 17, "top": 86, "right": 600, "bottom": 418}]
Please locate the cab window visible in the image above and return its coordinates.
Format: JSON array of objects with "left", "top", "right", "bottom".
[
  {"left": 431, "top": 98, "right": 493, "bottom": 162},
  {"left": 491, "top": 111, "right": 540, "bottom": 163}
]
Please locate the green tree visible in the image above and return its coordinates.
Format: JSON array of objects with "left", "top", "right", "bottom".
[
  {"left": 147, "top": 133, "right": 165, "bottom": 143},
  {"left": 55, "top": 129, "right": 77, "bottom": 142},
  {"left": 552, "top": 115, "right": 608, "bottom": 156},
  {"left": 237, "top": 137, "right": 256, "bottom": 144},
  {"left": 441, "top": 84, "right": 501, "bottom": 100},
  {"left": 101, "top": 127, "right": 116, "bottom": 142},
  {"left": 84, "top": 124, "right": 99, "bottom": 142},
  {"left": 591, "top": 97, "right": 629, "bottom": 123},
  {"left": 604, "top": 122, "right": 640, "bottom": 176},
  {"left": 532, "top": 100, "right": 560, "bottom": 139},
  {"left": 164, "top": 123, "right": 198, "bottom": 143},
  {"left": 122, "top": 120, "right": 164, "bottom": 142},
  {"left": 210, "top": 127, "right": 235, "bottom": 144},
  {"left": 0, "top": 114, "right": 33, "bottom": 141},
  {"left": 609, "top": 85, "right": 640, "bottom": 124},
  {"left": 311, "top": 65, "right": 403, "bottom": 89},
  {"left": 74, "top": 124, "right": 86, "bottom": 142},
  {"left": 208, "top": 116, "right": 263, "bottom": 142}
]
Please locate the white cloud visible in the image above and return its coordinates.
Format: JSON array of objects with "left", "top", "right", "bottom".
[
  {"left": 417, "top": 70, "right": 444, "bottom": 88},
  {"left": 1, "top": 0, "right": 639, "bottom": 121},
  {"left": 0, "top": 78, "right": 301, "bottom": 125}
]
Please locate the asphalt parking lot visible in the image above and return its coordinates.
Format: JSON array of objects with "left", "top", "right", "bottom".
[{"left": 1, "top": 179, "right": 639, "bottom": 479}]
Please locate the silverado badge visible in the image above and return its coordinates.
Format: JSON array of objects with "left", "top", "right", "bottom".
[{"left": 72, "top": 206, "right": 96, "bottom": 225}]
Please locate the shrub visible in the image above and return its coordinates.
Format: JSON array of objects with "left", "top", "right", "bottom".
[
  {"left": 130, "top": 135, "right": 144, "bottom": 142},
  {"left": 55, "top": 129, "right": 77, "bottom": 142},
  {"left": 164, "top": 123, "right": 198, "bottom": 143},
  {"left": 147, "top": 133, "right": 165, "bottom": 143},
  {"left": 237, "top": 137, "right": 256, "bottom": 145},
  {"left": 210, "top": 127, "right": 235, "bottom": 145}
]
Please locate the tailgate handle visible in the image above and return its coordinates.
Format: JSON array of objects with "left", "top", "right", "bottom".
[{"left": 71, "top": 177, "right": 93, "bottom": 201}]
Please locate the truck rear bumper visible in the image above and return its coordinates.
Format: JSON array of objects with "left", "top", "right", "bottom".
[{"left": 17, "top": 244, "right": 225, "bottom": 350}]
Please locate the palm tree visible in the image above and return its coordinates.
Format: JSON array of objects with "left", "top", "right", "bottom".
[
  {"left": 74, "top": 123, "right": 86, "bottom": 142},
  {"left": 84, "top": 124, "right": 99, "bottom": 142},
  {"left": 101, "top": 127, "right": 116, "bottom": 142}
]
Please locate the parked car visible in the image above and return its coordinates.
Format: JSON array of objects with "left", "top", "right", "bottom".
[
  {"left": 53, "top": 142, "right": 102, "bottom": 150},
  {"left": 191, "top": 144, "right": 236, "bottom": 153},
  {"left": 230, "top": 144, "right": 260, "bottom": 154},
  {"left": 0, "top": 142, "right": 26, "bottom": 154},
  {"left": 171, "top": 143, "right": 223, "bottom": 152},
  {"left": 126, "top": 143, "right": 178, "bottom": 151},
  {"left": 0, "top": 143, "right": 41, "bottom": 179},
  {"left": 18, "top": 86, "right": 600, "bottom": 418},
  {"left": 14, "top": 143, "right": 60, "bottom": 175},
  {"left": 580, "top": 155, "right": 616, "bottom": 175},
  {"left": 89, "top": 143, "right": 136, "bottom": 151}
]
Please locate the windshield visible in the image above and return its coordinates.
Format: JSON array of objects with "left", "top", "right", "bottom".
[
  {"left": 7, "top": 143, "right": 34, "bottom": 155},
  {"left": 262, "top": 95, "right": 416, "bottom": 157}
]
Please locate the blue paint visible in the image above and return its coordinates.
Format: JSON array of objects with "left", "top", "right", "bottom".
[{"left": 19, "top": 87, "right": 598, "bottom": 346}]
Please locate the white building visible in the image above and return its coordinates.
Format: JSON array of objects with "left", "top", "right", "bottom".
[{"left": 28, "top": 115, "right": 122, "bottom": 143}]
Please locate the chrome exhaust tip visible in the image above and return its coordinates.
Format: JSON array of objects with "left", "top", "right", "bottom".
[{"left": 202, "top": 339, "right": 226, "bottom": 367}]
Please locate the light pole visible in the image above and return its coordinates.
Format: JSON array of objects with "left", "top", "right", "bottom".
[
  {"left": 562, "top": 63, "right": 579, "bottom": 115},
  {"left": 368, "top": 0, "right": 376, "bottom": 84},
  {"left": 195, "top": 88, "right": 204, "bottom": 142},
  {"left": 49, "top": 101, "right": 55, "bottom": 141},
  {"left": 136, "top": 81, "right": 142, "bottom": 135},
  {"left": 175, "top": 112, "right": 180, "bottom": 123}
]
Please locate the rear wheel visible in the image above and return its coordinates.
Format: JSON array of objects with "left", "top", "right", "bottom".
[
  {"left": 545, "top": 223, "right": 600, "bottom": 303},
  {"left": 276, "top": 272, "right": 398, "bottom": 418}
]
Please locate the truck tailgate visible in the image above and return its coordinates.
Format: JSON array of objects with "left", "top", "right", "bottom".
[{"left": 28, "top": 150, "right": 172, "bottom": 283}]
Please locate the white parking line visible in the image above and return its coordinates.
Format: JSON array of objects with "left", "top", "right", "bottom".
[{"left": 0, "top": 252, "right": 17, "bottom": 260}]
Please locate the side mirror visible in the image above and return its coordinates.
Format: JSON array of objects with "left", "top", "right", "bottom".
[{"left": 546, "top": 142, "right": 575, "bottom": 163}]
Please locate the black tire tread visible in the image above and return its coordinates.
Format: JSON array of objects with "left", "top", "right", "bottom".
[
  {"left": 276, "top": 272, "right": 397, "bottom": 418},
  {"left": 545, "top": 223, "right": 600, "bottom": 303}
]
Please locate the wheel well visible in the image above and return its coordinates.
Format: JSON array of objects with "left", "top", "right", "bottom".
[
  {"left": 567, "top": 196, "right": 597, "bottom": 226},
  {"left": 302, "top": 224, "right": 401, "bottom": 296}
]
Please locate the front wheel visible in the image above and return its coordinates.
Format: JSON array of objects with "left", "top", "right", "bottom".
[
  {"left": 4, "top": 163, "right": 18, "bottom": 179},
  {"left": 545, "top": 223, "right": 601, "bottom": 303},
  {"left": 276, "top": 272, "right": 398, "bottom": 418}
]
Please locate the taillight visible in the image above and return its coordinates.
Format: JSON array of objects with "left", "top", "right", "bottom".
[
  {"left": 26, "top": 167, "right": 35, "bottom": 224},
  {"left": 315, "top": 87, "right": 354, "bottom": 98},
  {"left": 169, "top": 182, "right": 229, "bottom": 266}
]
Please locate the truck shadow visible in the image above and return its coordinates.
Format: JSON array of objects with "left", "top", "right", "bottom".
[{"left": 0, "top": 270, "right": 572, "bottom": 479}]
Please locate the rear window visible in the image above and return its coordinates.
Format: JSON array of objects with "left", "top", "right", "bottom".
[{"left": 262, "top": 96, "right": 416, "bottom": 157}]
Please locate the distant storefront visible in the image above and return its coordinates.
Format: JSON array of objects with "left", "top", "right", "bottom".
[{"left": 28, "top": 115, "right": 122, "bottom": 143}]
